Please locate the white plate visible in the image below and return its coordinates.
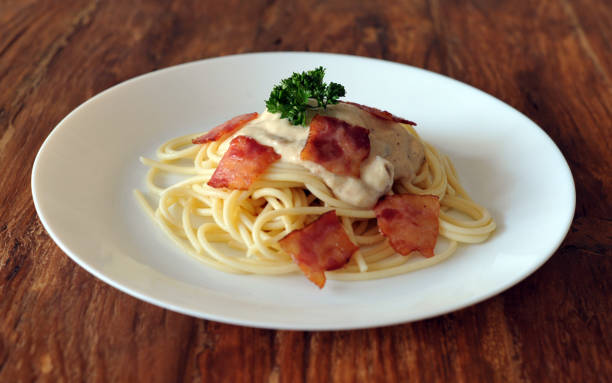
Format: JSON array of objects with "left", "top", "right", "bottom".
[{"left": 32, "top": 52, "right": 575, "bottom": 330}]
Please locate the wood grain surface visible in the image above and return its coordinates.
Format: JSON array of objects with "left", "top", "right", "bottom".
[{"left": 1, "top": 0, "right": 611, "bottom": 381}]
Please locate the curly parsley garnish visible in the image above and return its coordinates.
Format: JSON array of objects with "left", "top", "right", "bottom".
[{"left": 265, "top": 67, "right": 346, "bottom": 126}]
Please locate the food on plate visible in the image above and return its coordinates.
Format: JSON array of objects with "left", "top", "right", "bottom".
[{"left": 135, "top": 67, "right": 496, "bottom": 288}]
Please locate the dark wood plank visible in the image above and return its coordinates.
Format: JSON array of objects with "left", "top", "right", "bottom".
[{"left": 0, "top": 0, "right": 610, "bottom": 382}]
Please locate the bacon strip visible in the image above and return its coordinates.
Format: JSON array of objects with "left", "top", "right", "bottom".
[
  {"left": 300, "top": 114, "right": 370, "bottom": 177},
  {"left": 374, "top": 194, "right": 440, "bottom": 258},
  {"left": 343, "top": 101, "right": 416, "bottom": 126},
  {"left": 192, "top": 113, "right": 258, "bottom": 144},
  {"left": 207, "top": 136, "right": 280, "bottom": 190},
  {"left": 279, "top": 211, "right": 358, "bottom": 288}
]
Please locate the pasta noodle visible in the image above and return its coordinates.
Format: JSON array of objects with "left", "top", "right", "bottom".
[{"left": 135, "top": 121, "right": 496, "bottom": 282}]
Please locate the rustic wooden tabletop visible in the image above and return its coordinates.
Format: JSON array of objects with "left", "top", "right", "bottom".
[{"left": 1, "top": 0, "right": 611, "bottom": 381}]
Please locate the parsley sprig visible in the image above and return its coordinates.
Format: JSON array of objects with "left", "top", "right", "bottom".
[{"left": 265, "top": 67, "right": 346, "bottom": 126}]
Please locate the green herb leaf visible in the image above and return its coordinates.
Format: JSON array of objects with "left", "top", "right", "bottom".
[{"left": 265, "top": 67, "right": 346, "bottom": 126}]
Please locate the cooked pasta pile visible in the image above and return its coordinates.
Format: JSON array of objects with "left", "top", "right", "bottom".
[{"left": 135, "top": 122, "right": 496, "bottom": 281}]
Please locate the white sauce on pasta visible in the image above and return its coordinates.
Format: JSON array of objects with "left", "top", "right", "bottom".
[{"left": 224, "top": 102, "right": 425, "bottom": 208}]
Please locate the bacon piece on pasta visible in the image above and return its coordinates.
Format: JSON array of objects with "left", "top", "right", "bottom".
[
  {"left": 343, "top": 101, "right": 416, "bottom": 126},
  {"left": 192, "top": 112, "right": 258, "bottom": 144},
  {"left": 208, "top": 136, "right": 280, "bottom": 190},
  {"left": 279, "top": 211, "right": 358, "bottom": 288},
  {"left": 374, "top": 194, "right": 440, "bottom": 258},
  {"left": 300, "top": 114, "right": 370, "bottom": 177}
]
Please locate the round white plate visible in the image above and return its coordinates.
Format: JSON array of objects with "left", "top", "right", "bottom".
[{"left": 32, "top": 52, "right": 575, "bottom": 330}]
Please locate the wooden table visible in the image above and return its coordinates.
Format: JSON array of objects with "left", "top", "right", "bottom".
[{"left": 1, "top": 1, "right": 610, "bottom": 381}]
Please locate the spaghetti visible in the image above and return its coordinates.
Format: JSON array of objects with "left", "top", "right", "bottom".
[{"left": 135, "top": 112, "right": 496, "bottom": 284}]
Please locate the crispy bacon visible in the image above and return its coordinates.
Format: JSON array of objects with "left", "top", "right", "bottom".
[
  {"left": 300, "top": 114, "right": 370, "bottom": 177},
  {"left": 279, "top": 211, "right": 358, "bottom": 288},
  {"left": 343, "top": 101, "right": 416, "bottom": 126},
  {"left": 192, "top": 113, "right": 258, "bottom": 144},
  {"left": 207, "top": 136, "right": 280, "bottom": 189},
  {"left": 374, "top": 194, "right": 440, "bottom": 258}
]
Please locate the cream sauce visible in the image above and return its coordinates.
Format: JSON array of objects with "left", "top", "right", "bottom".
[{"left": 224, "top": 102, "right": 424, "bottom": 208}]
